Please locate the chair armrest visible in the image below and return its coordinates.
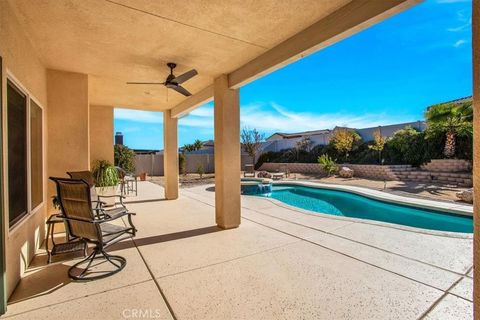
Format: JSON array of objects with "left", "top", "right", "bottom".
[
  {"left": 94, "top": 212, "right": 136, "bottom": 224},
  {"left": 92, "top": 200, "right": 107, "bottom": 207},
  {"left": 97, "top": 194, "right": 125, "bottom": 199}
]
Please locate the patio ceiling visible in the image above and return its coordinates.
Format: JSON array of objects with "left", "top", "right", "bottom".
[{"left": 8, "top": 0, "right": 352, "bottom": 111}]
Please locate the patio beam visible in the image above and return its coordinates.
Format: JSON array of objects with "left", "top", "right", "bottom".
[
  {"left": 473, "top": 0, "right": 479, "bottom": 316},
  {"left": 163, "top": 110, "right": 179, "bottom": 200},
  {"left": 170, "top": 85, "right": 213, "bottom": 118},
  {"left": 214, "top": 75, "right": 241, "bottom": 229}
]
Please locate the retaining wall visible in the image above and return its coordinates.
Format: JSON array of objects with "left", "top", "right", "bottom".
[{"left": 259, "top": 160, "right": 472, "bottom": 187}]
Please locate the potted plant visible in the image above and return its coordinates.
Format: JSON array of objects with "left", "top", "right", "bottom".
[{"left": 92, "top": 160, "right": 120, "bottom": 206}]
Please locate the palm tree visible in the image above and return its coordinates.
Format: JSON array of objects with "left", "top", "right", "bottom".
[
  {"left": 193, "top": 139, "right": 203, "bottom": 151},
  {"left": 425, "top": 102, "right": 472, "bottom": 158}
]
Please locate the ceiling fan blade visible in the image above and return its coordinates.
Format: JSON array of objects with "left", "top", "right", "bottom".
[
  {"left": 171, "top": 85, "right": 192, "bottom": 96},
  {"left": 171, "top": 69, "right": 198, "bottom": 84},
  {"left": 126, "top": 82, "right": 165, "bottom": 85}
]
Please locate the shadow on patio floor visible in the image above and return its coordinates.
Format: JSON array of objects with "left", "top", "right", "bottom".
[
  {"left": 8, "top": 263, "right": 72, "bottom": 305},
  {"left": 111, "top": 225, "right": 222, "bottom": 251}
]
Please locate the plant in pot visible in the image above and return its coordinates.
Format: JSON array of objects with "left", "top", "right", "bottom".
[{"left": 92, "top": 160, "right": 120, "bottom": 206}]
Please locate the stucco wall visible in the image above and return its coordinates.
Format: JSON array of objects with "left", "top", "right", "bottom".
[
  {"left": 0, "top": 0, "right": 48, "bottom": 298},
  {"left": 47, "top": 70, "right": 90, "bottom": 216},
  {"left": 90, "top": 105, "right": 113, "bottom": 164}
]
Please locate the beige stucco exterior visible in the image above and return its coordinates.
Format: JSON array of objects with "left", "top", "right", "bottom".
[
  {"left": 89, "top": 105, "right": 114, "bottom": 164},
  {"left": 0, "top": 0, "right": 48, "bottom": 298},
  {"left": 163, "top": 110, "right": 179, "bottom": 200},
  {"left": 3, "top": 0, "right": 477, "bottom": 316},
  {"left": 46, "top": 70, "right": 90, "bottom": 215},
  {"left": 214, "top": 75, "right": 241, "bottom": 229}
]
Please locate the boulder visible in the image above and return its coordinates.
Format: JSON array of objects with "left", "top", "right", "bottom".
[
  {"left": 339, "top": 167, "right": 354, "bottom": 178},
  {"left": 456, "top": 189, "right": 473, "bottom": 204}
]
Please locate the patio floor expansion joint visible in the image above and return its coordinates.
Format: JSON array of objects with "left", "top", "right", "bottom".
[
  {"left": 241, "top": 198, "right": 471, "bottom": 276},
  {"left": 181, "top": 192, "right": 461, "bottom": 293},
  {"left": 417, "top": 277, "right": 464, "bottom": 320},
  {"left": 3, "top": 279, "right": 153, "bottom": 319}
]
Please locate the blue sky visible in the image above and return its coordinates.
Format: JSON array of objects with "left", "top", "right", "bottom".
[{"left": 114, "top": 0, "right": 472, "bottom": 150}]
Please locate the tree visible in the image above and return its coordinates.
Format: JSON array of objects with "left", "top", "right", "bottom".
[
  {"left": 241, "top": 127, "right": 265, "bottom": 166},
  {"left": 368, "top": 129, "right": 387, "bottom": 164},
  {"left": 183, "top": 140, "right": 203, "bottom": 153},
  {"left": 330, "top": 128, "right": 361, "bottom": 162},
  {"left": 193, "top": 139, "right": 203, "bottom": 151},
  {"left": 425, "top": 102, "right": 472, "bottom": 158},
  {"left": 296, "top": 137, "right": 314, "bottom": 152},
  {"left": 181, "top": 140, "right": 203, "bottom": 175},
  {"left": 114, "top": 144, "right": 136, "bottom": 173}
]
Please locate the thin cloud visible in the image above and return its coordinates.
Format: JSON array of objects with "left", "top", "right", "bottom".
[
  {"left": 239, "top": 102, "right": 406, "bottom": 133},
  {"left": 453, "top": 39, "right": 467, "bottom": 47},
  {"left": 114, "top": 108, "right": 163, "bottom": 124},
  {"left": 116, "top": 102, "right": 414, "bottom": 137},
  {"left": 188, "top": 106, "right": 214, "bottom": 117}
]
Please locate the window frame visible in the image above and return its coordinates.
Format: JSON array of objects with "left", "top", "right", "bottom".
[{"left": 5, "top": 70, "right": 45, "bottom": 231}]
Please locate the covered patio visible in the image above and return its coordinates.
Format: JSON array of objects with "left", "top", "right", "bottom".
[
  {"left": 4, "top": 182, "right": 474, "bottom": 319},
  {"left": 0, "top": 0, "right": 479, "bottom": 318}
]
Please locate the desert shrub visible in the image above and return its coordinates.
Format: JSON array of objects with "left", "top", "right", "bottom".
[
  {"left": 196, "top": 163, "right": 205, "bottom": 179},
  {"left": 179, "top": 153, "right": 186, "bottom": 174},
  {"left": 318, "top": 154, "right": 338, "bottom": 176}
]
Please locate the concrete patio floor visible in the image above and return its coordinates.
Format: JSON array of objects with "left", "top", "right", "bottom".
[{"left": 4, "top": 182, "right": 473, "bottom": 319}]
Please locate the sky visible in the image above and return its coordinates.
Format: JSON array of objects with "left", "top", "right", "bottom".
[{"left": 114, "top": 0, "right": 472, "bottom": 150}]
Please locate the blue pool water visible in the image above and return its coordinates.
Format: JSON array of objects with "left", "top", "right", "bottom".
[{"left": 257, "top": 185, "right": 473, "bottom": 233}]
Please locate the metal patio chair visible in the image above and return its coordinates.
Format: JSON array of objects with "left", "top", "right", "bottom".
[{"left": 50, "top": 177, "right": 136, "bottom": 281}]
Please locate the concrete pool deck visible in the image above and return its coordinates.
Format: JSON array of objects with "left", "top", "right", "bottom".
[{"left": 4, "top": 181, "right": 473, "bottom": 319}]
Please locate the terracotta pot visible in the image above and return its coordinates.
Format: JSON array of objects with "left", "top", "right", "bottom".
[{"left": 139, "top": 172, "right": 147, "bottom": 181}]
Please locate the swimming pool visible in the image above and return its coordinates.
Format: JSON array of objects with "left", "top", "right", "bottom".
[{"left": 256, "top": 184, "right": 473, "bottom": 233}]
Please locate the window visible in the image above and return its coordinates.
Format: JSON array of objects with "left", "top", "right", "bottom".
[
  {"left": 6, "top": 77, "right": 44, "bottom": 228},
  {"left": 30, "top": 100, "right": 43, "bottom": 209},
  {"left": 7, "top": 80, "right": 27, "bottom": 227}
]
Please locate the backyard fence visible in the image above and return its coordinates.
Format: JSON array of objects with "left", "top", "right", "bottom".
[{"left": 135, "top": 153, "right": 252, "bottom": 176}]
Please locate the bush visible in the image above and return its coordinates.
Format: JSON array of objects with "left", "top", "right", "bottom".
[
  {"left": 114, "top": 144, "right": 136, "bottom": 173},
  {"left": 255, "top": 125, "right": 473, "bottom": 168},
  {"left": 318, "top": 154, "right": 338, "bottom": 176},
  {"left": 179, "top": 153, "right": 186, "bottom": 174},
  {"left": 196, "top": 163, "right": 204, "bottom": 179}
]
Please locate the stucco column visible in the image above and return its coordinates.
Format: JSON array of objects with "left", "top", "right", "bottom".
[
  {"left": 473, "top": 0, "right": 479, "bottom": 317},
  {"left": 90, "top": 105, "right": 114, "bottom": 164},
  {"left": 47, "top": 69, "right": 89, "bottom": 215},
  {"left": 214, "top": 75, "right": 241, "bottom": 229},
  {"left": 163, "top": 110, "right": 179, "bottom": 200}
]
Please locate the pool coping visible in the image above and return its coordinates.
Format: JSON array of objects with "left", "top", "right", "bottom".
[
  {"left": 272, "top": 181, "right": 473, "bottom": 216},
  {"left": 249, "top": 180, "right": 474, "bottom": 239}
]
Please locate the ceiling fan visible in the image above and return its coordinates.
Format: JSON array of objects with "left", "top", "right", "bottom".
[{"left": 127, "top": 62, "right": 198, "bottom": 97}]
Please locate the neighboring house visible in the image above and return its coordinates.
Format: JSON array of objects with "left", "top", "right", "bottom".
[
  {"left": 339, "top": 121, "right": 427, "bottom": 142},
  {"left": 264, "top": 121, "right": 427, "bottom": 153}
]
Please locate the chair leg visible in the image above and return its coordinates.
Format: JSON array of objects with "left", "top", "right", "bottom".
[
  {"left": 127, "top": 214, "right": 137, "bottom": 236},
  {"left": 68, "top": 248, "right": 126, "bottom": 281}
]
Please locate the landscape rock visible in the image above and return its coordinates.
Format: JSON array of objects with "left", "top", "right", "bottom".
[
  {"left": 456, "top": 189, "right": 473, "bottom": 203},
  {"left": 339, "top": 167, "right": 354, "bottom": 178}
]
